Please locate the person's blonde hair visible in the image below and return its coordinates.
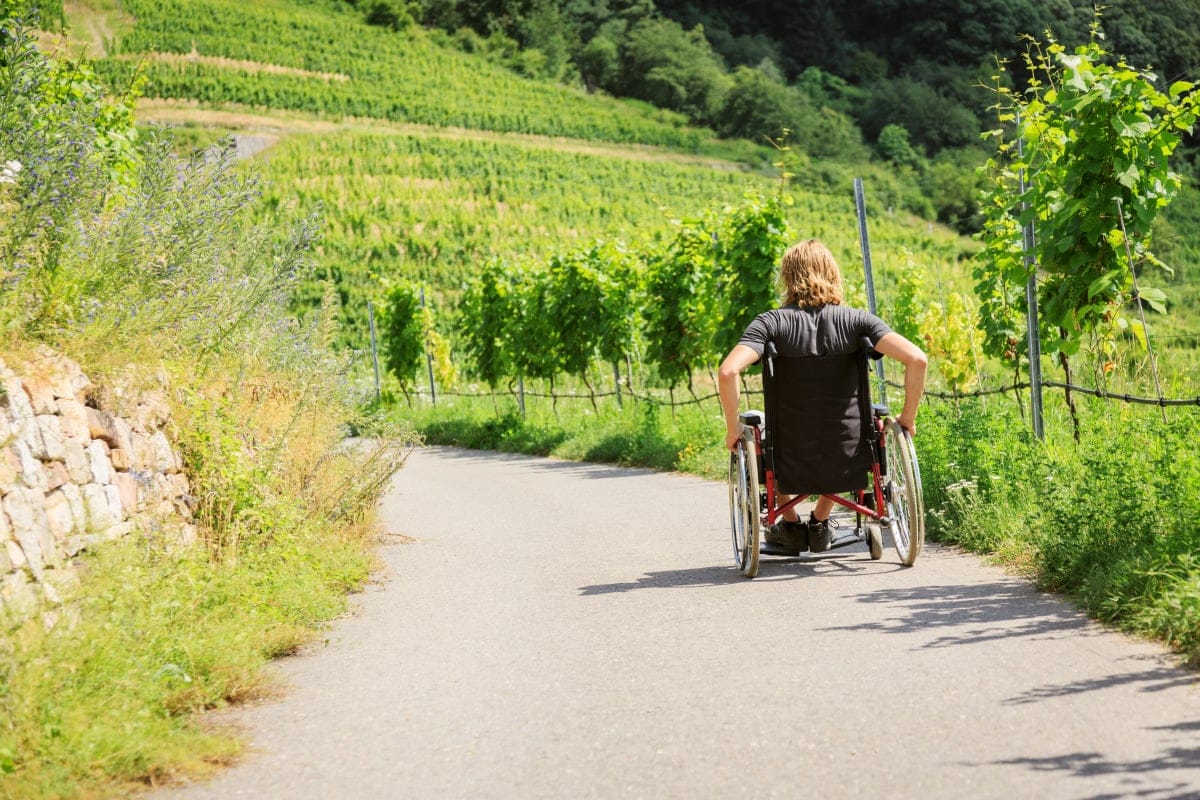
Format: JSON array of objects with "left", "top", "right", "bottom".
[{"left": 780, "top": 239, "right": 843, "bottom": 307}]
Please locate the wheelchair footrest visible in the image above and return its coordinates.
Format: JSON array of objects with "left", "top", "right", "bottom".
[
  {"left": 827, "top": 529, "right": 866, "bottom": 550},
  {"left": 759, "top": 541, "right": 802, "bottom": 557}
]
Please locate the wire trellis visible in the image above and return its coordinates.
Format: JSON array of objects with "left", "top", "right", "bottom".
[{"left": 425, "top": 380, "right": 1200, "bottom": 409}]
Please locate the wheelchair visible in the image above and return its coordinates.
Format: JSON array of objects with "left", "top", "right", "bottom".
[{"left": 727, "top": 337, "right": 925, "bottom": 578}]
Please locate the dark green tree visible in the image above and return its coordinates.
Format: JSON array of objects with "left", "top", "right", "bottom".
[
  {"left": 717, "top": 65, "right": 808, "bottom": 141},
  {"left": 578, "top": 35, "right": 619, "bottom": 93},
  {"left": 617, "top": 17, "right": 730, "bottom": 126}
]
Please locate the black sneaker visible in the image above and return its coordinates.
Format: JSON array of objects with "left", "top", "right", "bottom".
[
  {"left": 764, "top": 520, "right": 809, "bottom": 555},
  {"left": 807, "top": 515, "right": 837, "bottom": 553}
]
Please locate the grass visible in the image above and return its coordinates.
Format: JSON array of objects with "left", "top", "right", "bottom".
[
  {"left": 0, "top": 520, "right": 374, "bottom": 797},
  {"left": 403, "top": 390, "right": 726, "bottom": 479}
]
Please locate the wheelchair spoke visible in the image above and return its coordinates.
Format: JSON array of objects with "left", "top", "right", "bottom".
[
  {"left": 884, "top": 421, "right": 925, "bottom": 566},
  {"left": 726, "top": 431, "right": 761, "bottom": 578}
]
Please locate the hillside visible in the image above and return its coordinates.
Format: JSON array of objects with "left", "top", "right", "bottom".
[{"left": 66, "top": 0, "right": 977, "bottom": 353}]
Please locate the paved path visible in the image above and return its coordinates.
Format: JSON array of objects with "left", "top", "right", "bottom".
[{"left": 158, "top": 446, "right": 1200, "bottom": 799}]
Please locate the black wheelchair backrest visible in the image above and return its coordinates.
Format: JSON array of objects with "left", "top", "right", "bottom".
[{"left": 762, "top": 338, "right": 877, "bottom": 495}]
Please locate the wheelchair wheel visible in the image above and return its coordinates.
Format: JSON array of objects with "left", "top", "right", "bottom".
[
  {"left": 867, "top": 525, "right": 883, "bottom": 560},
  {"left": 883, "top": 421, "right": 925, "bottom": 566},
  {"left": 727, "top": 430, "right": 761, "bottom": 578}
]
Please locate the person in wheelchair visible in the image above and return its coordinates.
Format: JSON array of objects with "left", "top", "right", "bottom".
[{"left": 718, "top": 238, "right": 928, "bottom": 556}]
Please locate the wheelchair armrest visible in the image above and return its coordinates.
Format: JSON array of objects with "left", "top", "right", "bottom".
[
  {"left": 739, "top": 410, "right": 763, "bottom": 426},
  {"left": 860, "top": 336, "right": 884, "bottom": 360}
]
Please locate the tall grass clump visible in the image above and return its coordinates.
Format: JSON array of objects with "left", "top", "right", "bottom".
[{"left": 0, "top": 19, "right": 413, "bottom": 797}]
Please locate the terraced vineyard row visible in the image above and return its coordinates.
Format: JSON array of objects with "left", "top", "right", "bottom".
[
  {"left": 94, "top": 0, "right": 710, "bottom": 149},
  {"left": 251, "top": 130, "right": 971, "bottom": 349}
]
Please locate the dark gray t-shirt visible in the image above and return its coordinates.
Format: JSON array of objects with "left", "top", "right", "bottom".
[{"left": 737, "top": 304, "right": 892, "bottom": 359}]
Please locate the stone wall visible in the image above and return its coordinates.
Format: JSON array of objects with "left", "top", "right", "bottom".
[{"left": 0, "top": 347, "right": 196, "bottom": 623}]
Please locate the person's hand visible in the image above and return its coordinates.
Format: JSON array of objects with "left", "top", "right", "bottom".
[
  {"left": 895, "top": 411, "right": 917, "bottom": 436},
  {"left": 725, "top": 428, "right": 742, "bottom": 451}
]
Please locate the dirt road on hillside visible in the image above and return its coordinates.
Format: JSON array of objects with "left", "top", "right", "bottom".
[{"left": 155, "top": 446, "right": 1200, "bottom": 800}]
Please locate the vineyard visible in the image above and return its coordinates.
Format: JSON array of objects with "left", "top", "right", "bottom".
[
  {"left": 92, "top": 0, "right": 722, "bottom": 151},
  {"left": 248, "top": 128, "right": 972, "bottom": 350}
]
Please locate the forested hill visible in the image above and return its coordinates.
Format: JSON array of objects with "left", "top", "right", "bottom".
[
  {"left": 654, "top": 0, "right": 1200, "bottom": 153},
  {"left": 396, "top": 0, "right": 1200, "bottom": 160}
]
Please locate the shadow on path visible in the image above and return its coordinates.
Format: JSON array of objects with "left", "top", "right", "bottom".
[
  {"left": 578, "top": 565, "right": 763, "bottom": 595},
  {"left": 578, "top": 551, "right": 905, "bottom": 595},
  {"left": 820, "top": 580, "right": 1095, "bottom": 648},
  {"left": 1005, "top": 660, "right": 1197, "bottom": 705},
  {"left": 985, "top": 746, "right": 1200, "bottom": 800}
]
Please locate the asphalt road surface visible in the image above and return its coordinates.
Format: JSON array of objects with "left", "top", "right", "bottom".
[{"left": 157, "top": 446, "right": 1200, "bottom": 800}]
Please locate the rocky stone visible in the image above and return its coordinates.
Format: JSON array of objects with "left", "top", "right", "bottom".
[
  {"left": 3, "top": 487, "right": 51, "bottom": 579},
  {"left": 58, "top": 483, "right": 86, "bottom": 534},
  {"left": 82, "top": 483, "right": 117, "bottom": 533},
  {"left": 22, "top": 373, "right": 58, "bottom": 415},
  {"left": 112, "top": 415, "right": 134, "bottom": 456},
  {"left": 100, "top": 520, "right": 134, "bottom": 543},
  {"left": 44, "top": 489, "right": 77, "bottom": 539},
  {"left": 170, "top": 472, "right": 192, "bottom": 502},
  {"left": 13, "top": 437, "right": 46, "bottom": 491},
  {"left": 17, "top": 416, "right": 48, "bottom": 460},
  {"left": 148, "top": 430, "right": 178, "bottom": 473},
  {"left": 109, "top": 447, "right": 130, "bottom": 471},
  {"left": 27, "top": 348, "right": 93, "bottom": 402},
  {"left": 85, "top": 439, "right": 112, "bottom": 485},
  {"left": 1, "top": 571, "right": 39, "bottom": 620},
  {"left": 44, "top": 461, "right": 69, "bottom": 492},
  {"left": 86, "top": 407, "right": 134, "bottom": 453},
  {"left": 64, "top": 533, "right": 100, "bottom": 558},
  {"left": 111, "top": 472, "right": 141, "bottom": 514},
  {"left": 149, "top": 472, "right": 174, "bottom": 503},
  {"left": 5, "top": 538, "right": 26, "bottom": 570},
  {"left": 2, "top": 376, "right": 34, "bottom": 421},
  {"left": 0, "top": 348, "right": 203, "bottom": 627},
  {"left": 133, "top": 391, "right": 171, "bottom": 433},
  {"left": 35, "top": 414, "right": 65, "bottom": 461},
  {"left": 130, "top": 432, "right": 153, "bottom": 471},
  {"left": 56, "top": 398, "right": 91, "bottom": 441},
  {"left": 41, "top": 576, "right": 61, "bottom": 605},
  {"left": 104, "top": 484, "right": 124, "bottom": 523},
  {"left": 63, "top": 437, "right": 90, "bottom": 483},
  {"left": 0, "top": 446, "right": 17, "bottom": 488}
]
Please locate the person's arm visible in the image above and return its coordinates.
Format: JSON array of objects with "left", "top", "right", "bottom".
[
  {"left": 873, "top": 331, "right": 928, "bottom": 435},
  {"left": 718, "top": 344, "right": 761, "bottom": 450}
]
